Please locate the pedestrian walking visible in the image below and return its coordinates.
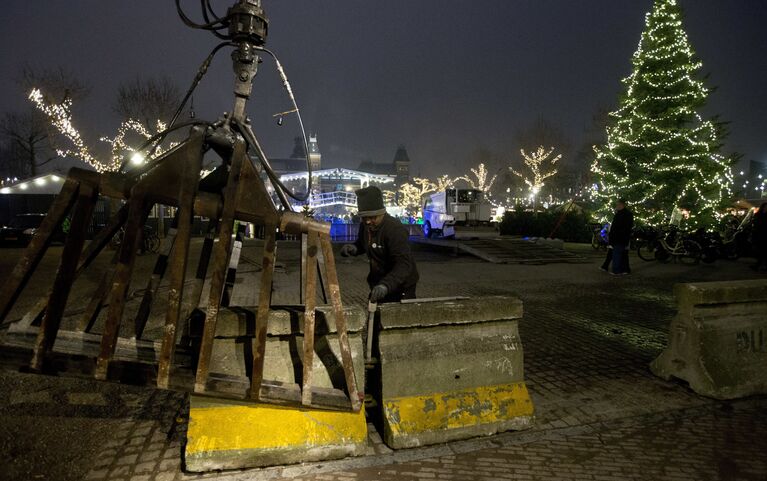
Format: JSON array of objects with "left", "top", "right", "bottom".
[
  {"left": 608, "top": 198, "right": 633, "bottom": 276},
  {"left": 600, "top": 245, "right": 631, "bottom": 274},
  {"left": 750, "top": 202, "right": 767, "bottom": 271}
]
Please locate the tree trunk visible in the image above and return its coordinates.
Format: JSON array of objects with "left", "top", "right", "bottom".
[{"left": 29, "top": 138, "right": 37, "bottom": 177}]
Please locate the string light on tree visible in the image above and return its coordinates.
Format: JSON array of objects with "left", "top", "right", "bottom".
[
  {"left": 397, "top": 182, "right": 424, "bottom": 218},
  {"left": 28, "top": 88, "right": 107, "bottom": 171},
  {"left": 382, "top": 189, "right": 397, "bottom": 206},
  {"left": 459, "top": 163, "right": 497, "bottom": 192},
  {"left": 29, "top": 88, "right": 175, "bottom": 173},
  {"left": 395, "top": 177, "right": 437, "bottom": 218},
  {"left": 434, "top": 175, "right": 457, "bottom": 191},
  {"left": 509, "top": 146, "right": 560, "bottom": 200},
  {"left": 411, "top": 177, "right": 437, "bottom": 198},
  {"left": 591, "top": 0, "right": 734, "bottom": 228}
]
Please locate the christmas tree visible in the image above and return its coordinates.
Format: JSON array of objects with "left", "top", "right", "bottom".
[{"left": 592, "top": 0, "right": 734, "bottom": 228}]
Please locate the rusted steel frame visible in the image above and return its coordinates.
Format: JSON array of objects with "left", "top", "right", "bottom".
[
  {"left": 300, "top": 233, "right": 307, "bottom": 304},
  {"left": 182, "top": 217, "right": 219, "bottom": 324},
  {"left": 157, "top": 143, "right": 204, "bottom": 389},
  {"left": 301, "top": 230, "right": 319, "bottom": 406},
  {"left": 30, "top": 183, "right": 99, "bottom": 370},
  {"left": 236, "top": 120, "right": 292, "bottom": 211},
  {"left": 134, "top": 212, "right": 180, "bottom": 339},
  {"left": 250, "top": 223, "right": 277, "bottom": 400},
  {"left": 221, "top": 222, "right": 247, "bottom": 307},
  {"left": 194, "top": 140, "right": 248, "bottom": 393},
  {"left": 14, "top": 203, "right": 129, "bottom": 332},
  {"left": 300, "top": 232, "right": 326, "bottom": 305},
  {"left": 95, "top": 194, "right": 151, "bottom": 380},
  {"left": 77, "top": 202, "right": 129, "bottom": 273},
  {"left": 75, "top": 205, "right": 130, "bottom": 333},
  {"left": 316, "top": 245, "right": 328, "bottom": 305},
  {"left": 0, "top": 178, "right": 79, "bottom": 322},
  {"left": 280, "top": 211, "right": 331, "bottom": 236},
  {"left": 319, "top": 232, "right": 362, "bottom": 411},
  {"left": 77, "top": 258, "right": 116, "bottom": 333}
]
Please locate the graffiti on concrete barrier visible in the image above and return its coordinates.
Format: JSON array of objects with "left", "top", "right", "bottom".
[
  {"left": 736, "top": 328, "right": 765, "bottom": 353},
  {"left": 485, "top": 357, "right": 514, "bottom": 376}
]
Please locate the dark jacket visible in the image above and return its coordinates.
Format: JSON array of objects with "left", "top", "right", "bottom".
[
  {"left": 354, "top": 214, "right": 419, "bottom": 293},
  {"left": 609, "top": 208, "right": 634, "bottom": 246},
  {"left": 753, "top": 210, "right": 767, "bottom": 244}
]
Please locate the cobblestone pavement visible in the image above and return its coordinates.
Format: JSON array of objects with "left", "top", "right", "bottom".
[{"left": 0, "top": 241, "right": 765, "bottom": 481}]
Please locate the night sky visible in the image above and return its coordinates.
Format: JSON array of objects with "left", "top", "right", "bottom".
[{"left": 1, "top": 1, "right": 766, "bottom": 178}]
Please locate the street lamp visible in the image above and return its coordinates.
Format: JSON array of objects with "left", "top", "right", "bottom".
[{"left": 130, "top": 152, "right": 145, "bottom": 166}]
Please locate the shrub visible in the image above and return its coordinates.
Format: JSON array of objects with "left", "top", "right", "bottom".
[{"left": 499, "top": 207, "right": 592, "bottom": 243}]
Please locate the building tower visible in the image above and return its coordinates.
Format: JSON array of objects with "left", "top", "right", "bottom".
[
  {"left": 392, "top": 145, "right": 411, "bottom": 186},
  {"left": 308, "top": 134, "right": 321, "bottom": 172}
]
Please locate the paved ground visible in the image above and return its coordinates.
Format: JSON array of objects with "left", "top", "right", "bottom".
[{"left": 0, "top": 239, "right": 765, "bottom": 481}]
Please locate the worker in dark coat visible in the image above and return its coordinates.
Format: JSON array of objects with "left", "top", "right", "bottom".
[
  {"left": 751, "top": 202, "right": 767, "bottom": 271},
  {"left": 608, "top": 198, "right": 634, "bottom": 275},
  {"left": 340, "top": 186, "right": 419, "bottom": 302}
]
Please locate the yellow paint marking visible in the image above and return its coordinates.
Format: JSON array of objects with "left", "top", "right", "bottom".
[
  {"left": 384, "top": 382, "right": 533, "bottom": 435},
  {"left": 187, "top": 403, "right": 367, "bottom": 454}
]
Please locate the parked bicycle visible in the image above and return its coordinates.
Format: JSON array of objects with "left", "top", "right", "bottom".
[
  {"left": 110, "top": 225, "right": 161, "bottom": 254},
  {"left": 636, "top": 225, "right": 702, "bottom": 264},
  {"left": 591, "top": 222, "right": 610, "bottom": 250},
  {"left": 718, "top": 212, "right": 753, "bottom": 260}
]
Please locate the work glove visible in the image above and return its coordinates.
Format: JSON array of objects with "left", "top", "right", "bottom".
[
  {"left": 370, "top": 284, "right": 389, "bottom": 302},
  {"left": 340, "top": 244, "right": 357, "bottom": 257}
]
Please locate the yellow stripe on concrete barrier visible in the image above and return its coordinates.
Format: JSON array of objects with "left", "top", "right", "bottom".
[
  {"left": 382, "top": 382, "right": 534, "bottom": 449},
  {"left": 185, "top": 396, "right": 368, "bottom": 472}
]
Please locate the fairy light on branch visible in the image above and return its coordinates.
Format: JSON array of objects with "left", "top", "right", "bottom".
[
  {"left": 434, "top": 175, "right": 458, "bottom": 191},
  {"left": 459, "top": 163, "right": 497, "bottom": 192},
  {"left": 397, "top": 182, "right": 424, "bottom": 217},
  {"left": 100, "top": 119, "right": 176, "bottom": 168},
  {"left": 29, "top": 88, "right": 176, "bottom": 173},
  {"left": 28, "top": 88, "right": 107, "bottom": 171},
  {"left": 510, "top": 146, "right": 560, "bottom": 195}
]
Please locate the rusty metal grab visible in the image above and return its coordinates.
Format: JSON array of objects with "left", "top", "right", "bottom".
[{"left": 0, "top": 0, "right": 361, "bottom": 413}]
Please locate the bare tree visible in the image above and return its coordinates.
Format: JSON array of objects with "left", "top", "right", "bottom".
[
  {"left": 113, "top": 76, "right": 181, "bottom": 127},
  {"left": 18, "top": 64, "right": 91, "bottom": 103},
  {"left": 0, "top": 141, "right": 27, "bottom": 181},
  {"left": 514, "top": 118, "right": 572, "bottom": 158},
  {"left": 0, "top": 65, "right": 90, "bottom": 177},
  {"left": 0, "top": 111, "right": 57, "bottom": 177}
]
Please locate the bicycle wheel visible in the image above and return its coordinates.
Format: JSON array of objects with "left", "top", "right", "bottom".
[
  {"left": 723, "top": 241, "right": 740, "bottom": 260},
  {"left": 110, "top": 229, "right": 124, "bottom": 249},
  {"left": 637, "top": 242, "right": 657, "bottom": 261},
  {"left": 655, "top": 245, "right": 671, "bottom": 263},
  {"left": 147, "top": 234, "right": 161, "bottom": 254},
  {"left": 591, "top": 233, "right": 600, "bottom": 250},
  {"left": 700, "top": 245, "right": 718, "bottom": 264},
  {"left": 679, "top": 239, "right": 702, "bottom": 265}
]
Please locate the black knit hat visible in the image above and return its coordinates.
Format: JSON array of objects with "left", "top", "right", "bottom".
[{"left": 355, "top": 186, "right": 387, "bottom": 217}]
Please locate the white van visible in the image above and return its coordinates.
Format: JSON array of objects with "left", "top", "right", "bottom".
[{"left": 422, "top": 189, "right": 492, "bottom": 238}]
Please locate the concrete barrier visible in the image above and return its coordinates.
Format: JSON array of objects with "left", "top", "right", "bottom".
[
  {"left": 375, "top": 296, "right": 534, "bottom": 449},
  {"left": 185, "top": 305, "right": 368, "bottom": 472},
  {"left": 651, "top": 279, "right": 767, "bottom": 400}
]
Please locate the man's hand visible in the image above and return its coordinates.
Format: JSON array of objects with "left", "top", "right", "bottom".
[
  {"left": 340, "top": 244, "right": 357, "bottom": 257},
  {"left": 370, "top": 284, "right": 388, "bottom": 302}
]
